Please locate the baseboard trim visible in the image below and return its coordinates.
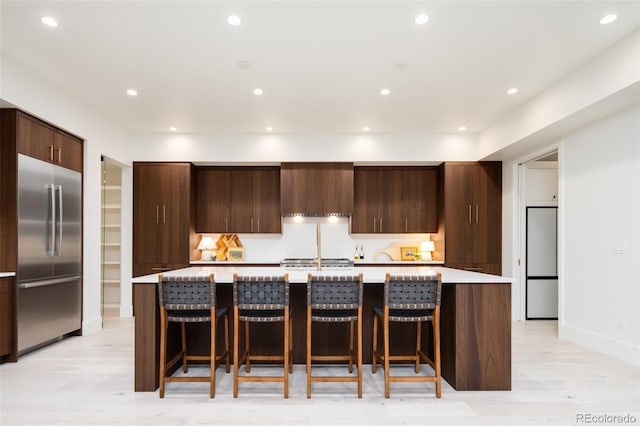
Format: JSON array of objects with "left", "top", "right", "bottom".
[
  {"left": 560, "top": 322, "right": 640, "bottom": 366},
  {"left": 82, "top": 316, "right": 102, "bottom": 335}
]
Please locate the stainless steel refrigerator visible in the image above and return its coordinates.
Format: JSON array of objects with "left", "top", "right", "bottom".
[
  {"left": 526, "top": 206, "right": 558, "bottom": 319},
  {"left": 17, "top": 154, "right": 82, "bottom": 353}
]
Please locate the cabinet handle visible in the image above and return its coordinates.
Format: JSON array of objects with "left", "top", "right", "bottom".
[
  {"left": 225, "top": 217, "right": 229, "bottom": 233},
  {"left": 379, "top": 217, "right": 383, "bottom": 233},
  {"left": 468, "top": 205, "right": 472, "bottom": 224},
  {"left": 151, "top": 267, "right": 171, "bottom": 272},
  {"left": 475, "top": 205, "right": 479, "bottom": 224},
  {"left": 156, "top": 205, "right": 159, "bottom": 224},
  {"left": 163, "top": 205, "right": 166, "bottom": 224},
  {"left": 373, "top": 218, "right": 376, "bottom": 233},
  {"left": 49, "top": 145, "right": 54, "bottom": 161},
  {"left": 464, "top": 267, "right": 484, "bottom": 271},
  {"left": 251, "top": 218, "right": 254, "bottom": 232},
  {"left": 57, "top": 148, "right": 62, "bottom": 163},
  {"left": 257, "top": 218, "right": 260, "bottom": 233},
  {"left": 405, "top": 217, "right": 408, "bottom": 233}
]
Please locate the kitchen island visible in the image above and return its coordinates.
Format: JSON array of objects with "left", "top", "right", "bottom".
[{"left": 132, "top": 266, "right": 512, "bottom": 392}]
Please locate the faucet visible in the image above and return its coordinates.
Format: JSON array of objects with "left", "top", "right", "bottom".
[{"left": 316, "top": 223, "right": 322, "bottom": 271}]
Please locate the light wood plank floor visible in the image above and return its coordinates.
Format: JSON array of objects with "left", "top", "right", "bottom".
[{"left": 1, "top": 315, "right": 638, "bottom": 425}]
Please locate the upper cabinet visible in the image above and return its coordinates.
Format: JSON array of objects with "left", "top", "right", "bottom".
[
  {"left": 133, "top": 163, "right": 194, "bottom": 276},
  {"left": 443, "top": 162, "right": 502, "bottom": 275},
  {"left": 14, "top": 111, "right": 83, "bottom": 172},
  {"left": 352, "top": 167, "right": 438, "bottom": 233},
  {"left": 280, "top": 163, "right": 354, "bottom": 215},
  {"left": 526, "top": 162, "right": 558, "bottom": 205},
  {"left": 196, "top": 167, "right": 281, "bottom": 233}
]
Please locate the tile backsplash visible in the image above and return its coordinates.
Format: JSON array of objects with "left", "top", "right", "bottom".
[{"left": 197, "top": 217, "right": 433, "bottom": 263}]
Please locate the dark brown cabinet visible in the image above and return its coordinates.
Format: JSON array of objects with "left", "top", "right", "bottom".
[
  {"left": 133, "top": 163, "right": 194, "bottom": 277},
  {"left": 0, "top": 277, "right": 15, "bottom": 360},
  {"left": 280, "top": 163, "right": 353, "bottom": 215},
  {"left": 443, "top": 162, "right": 502, "bottom": 275},
  {"left": 13, "top": 110, "right": 83, "bottom": 173},
  {"left": 196, "top": 167, "right": 281, "bottom": 233},
  {"left": 352, "top": 167, "right": 438, "bottom": 233}
]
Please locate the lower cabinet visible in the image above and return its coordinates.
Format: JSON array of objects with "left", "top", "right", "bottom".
[
  {"left": 133, "top": 263, "right": 190, "bottom": 278},
  {"left": 0, "top": 277, "right": 15, "bottom": 360},
  {"left": 444, "top": 263, "right": 501, "bottom": 276}
]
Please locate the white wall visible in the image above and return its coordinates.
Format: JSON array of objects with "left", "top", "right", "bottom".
[
  {"left": 558, "top": 106, "right": 640, "bottom": 365},
  {"left": 0, "top": 53, "right": 133, "bottom": 333},
  {"left": 131, "top": 132, "right": 478, "bottom": 164}
]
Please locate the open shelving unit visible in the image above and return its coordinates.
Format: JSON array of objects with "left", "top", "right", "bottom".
[{"left": 101, "top": 167, "right": 122, "bottom": 311}]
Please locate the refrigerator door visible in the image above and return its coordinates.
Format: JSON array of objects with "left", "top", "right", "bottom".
[
  {"left": 53, "top": 165, "right": 82, "bottom": 277},
  {"left": 17, "top": 155, "right": 56, "bottom": 281},
  {"left": 527, "top": 207, "right": 557, "bottom": 277}
]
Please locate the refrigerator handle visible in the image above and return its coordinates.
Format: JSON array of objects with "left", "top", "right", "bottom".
[
  {"left": 57, "top": 185, "right": 63, "bottom": 256},
  {"left": 47, "top": 184, "right": 56, "bottom": 256}
]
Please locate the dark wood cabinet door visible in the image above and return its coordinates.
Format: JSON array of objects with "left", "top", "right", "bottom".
[
  {"left": 402, "top": 168, "right": 439, "bottom": 233},
  {"left": 133, "top": 164, "right": 163, "bottom": 264},
  {"left": 16, "top": 114, "right": 55, "bottom": 163},
  {"left": 281, "top": 163, "right": 353, "bottom": 215},
  {"left": 158, "top": 164, "right": 191, "bottom": 264},
  {"left": 352, "top": 168, "right": 380, "bottom": 233},
  {"left": 444, "top": 164, "right": 474, "bottom": 264},
  {"left": 0, "top": 277, "right": 12, "bottom": 357},
  {"left": 195, "top": 168, "right": 230, "bottom": 233},
  {"left": 472, "top": 163, "right": 502, "bottom": 265},
  {"left": 253, "top": 168, "right": 281, "bottom": 233},
  {"left": 378, "top": 168, "right": 404, "bottom": 233},
  {"left": 229, "top": 169, "right": 254, "bottom": 233},
  {"left": 54, "top": 131, "right": 83, "bottom": 173}
]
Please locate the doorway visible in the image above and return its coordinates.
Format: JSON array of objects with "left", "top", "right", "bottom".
[
  {"left": 100, "top": 157, "right": 123, "bottom": 321},
  {"left": 518, "top": 151, "right": 559, "bottom": 321}
]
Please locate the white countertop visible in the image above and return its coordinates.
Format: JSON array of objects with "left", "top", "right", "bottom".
[
  {"left": 133, "top": 266, "right": 511, "bottom": 284},
  {"left": 0, "top": 272, "right": 16, "bottom": 278},
  {"left": 190, "top": 260, "right": 445, "bottom": 266}
]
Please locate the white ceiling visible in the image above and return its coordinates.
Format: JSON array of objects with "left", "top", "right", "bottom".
[{"left": 1, "top": 1, "right": 639, "bottom": 134}]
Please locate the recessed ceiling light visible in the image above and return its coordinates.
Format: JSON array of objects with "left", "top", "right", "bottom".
[
  {"left": 600, "top": 14, "right": 618, "bottom": 25},
  {"left": 458, "top": 126, "right": 467, "bottom": 132},
  {"left": 126, "top": 89, "right": 138, "bottom": 96},
  {"left": 380, "top": 88, "right": 390, "bottom": 96},
  {"left": 265, "top": 126, "right": 273, "bottom": 132},
  {"left": 41, "top": 16, "right": 58, "bottom": 27},
  {"left": 253, "top": 88, "right": 263, "bottom": 96},
  {"left": 237, "top": 60, "right": 251, "bottom": 70},
  {"left": 415, "top": 14, "right": 429, "bottom": 25},
  {"left": 362, "top": 126, "right": 370, "bottom": 132},
  {"left": 507, "top": 87, "right": 518, "bottom": 95},
  {"left": 227, "top": 15, "right": 242, "bottom": 26},
  {"left": 169, "top": 127, "right": 177, "bottom": 132}
]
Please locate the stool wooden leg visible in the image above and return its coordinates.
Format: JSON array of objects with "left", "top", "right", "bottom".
[
  {"left": 244, "top": 321, "right": 251, "bottom": 373},
  {"left": 284, "top": 308, "right": 290, "bottom": 399},
  {"left": 357, "top": 306, "right": 363, "bottom": 398},
  {"left": 383, "top": 307, "right": 390, "bottom": 398},
  {"left": 289, "top": 315, "right": 293, "bottom": 373},
  {"left": 415, "top": 321, "right": 422, "bottom": 374},
  {"left": 348, "top": 320, "right": 354, "bottom": 374},
  {"left": 224, "top": 314, "right": 230, "bottom": 373},
  {"left": 306, "top": 307, "right": 312, "bottom": 398},
  {"left": 233, "top": 307, "right": 239, "bottom": 398},
  {"left": 433, "top": 308, "right": 442, "bottom": 398},
  {"left": 159, "top": 309, "right": 167, "bottom": 398},
  {"left": 372, "top": 313, "right": 378, "bottom": 373},
  {"left": 210, "top": 308, "right": 216, "bottom": 398},
  {"left": 181, "top": 322, "right": 188, "bottom": 373}
]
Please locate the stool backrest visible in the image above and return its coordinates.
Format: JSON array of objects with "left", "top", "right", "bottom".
[
  {"left": 233, "top": 274, "right": 289, "bottom": 309},
  {"left": 158, "top": 274, "right": 215, "bottom": 310},
  {"left": 307, "top": 274, "right": 363, "bottom": 309},
  {"left": 384, "top": 273, "right": 442, "bottom": 310}
]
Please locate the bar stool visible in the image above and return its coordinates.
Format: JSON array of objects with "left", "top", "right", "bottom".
[
  {"left": 158, "top": 273, "right": 230, "bottom": 398},
  {"left": 372, "top": 273, "right": 442, "bottom": 398},
  {"left": 233, "top": 274, "right": 292, "bottom": 398},
  {"left": 306, "top": 273, "right": 363, "bottom": 398}
]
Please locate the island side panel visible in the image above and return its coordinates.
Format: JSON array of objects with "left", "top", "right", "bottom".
[
  {"left": 447, "top": 283, "right": 511, "bottom": 390},
  {"left": 134, "top": 282, "right": 159, "bottom": 391}
]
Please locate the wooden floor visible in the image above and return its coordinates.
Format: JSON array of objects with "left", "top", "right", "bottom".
[{"left": 1, "top": 313, "right": 638, "bottom": 425}]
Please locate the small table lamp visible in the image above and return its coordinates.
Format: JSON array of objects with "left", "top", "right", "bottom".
[
  {"left": 197, "top": 236, "right": 216, "bottom": 260},
  {"left": 419, "top": 241, "right": 435, "bottom": 261}
]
